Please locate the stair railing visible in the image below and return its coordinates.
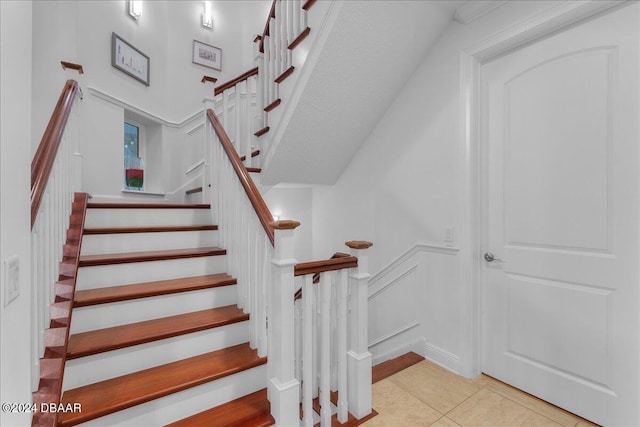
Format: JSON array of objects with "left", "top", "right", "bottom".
[
  {"left": 31, "top": 76, "right": 83, "bottom": 392},
  {"left": 211, "top": 68, "right": 260, "bottom": 169},
  {"left": 257, "top": 0, "right": 310, "bottom": 117},
  {"left": 205, "top": 108, "right": 274, "bottom": 363},
  {"left": 206, "top": 106, "right": 298, "bottom": 425},
  {"left": 205, "top": 107, "right": 373, "bottom": 425},
  {"left": 292, "top": 242, "right": 373, "bottom": 426}
]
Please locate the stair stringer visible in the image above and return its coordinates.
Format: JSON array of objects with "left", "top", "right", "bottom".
[{"left": 260, "top": 0, "right": 343, "bottom": 183}]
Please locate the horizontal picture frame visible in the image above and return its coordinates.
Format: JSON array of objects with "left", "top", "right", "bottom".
[
  {"left": 112, "top": 32, "right": 150, "bottom": 86},
  {"left": 192, "top": 40, "right": 222, "bottom": 71}
]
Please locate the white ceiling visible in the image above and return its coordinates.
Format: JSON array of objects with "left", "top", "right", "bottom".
[{"left": 261, "top": 0, "right": 464, "bottom": 185}]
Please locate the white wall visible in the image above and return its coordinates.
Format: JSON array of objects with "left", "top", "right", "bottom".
[
  {"left": 263, "top": 186, "right": 314, "bottom": 262},
  {"left": 31, "top": 0, "right": 270, "bottom": 199},
  {"left": 312, "top": 1, "right": 568, "bottom": 374},
  {"left": 1, "top": 2, "right": 34, "bottom": 425}
]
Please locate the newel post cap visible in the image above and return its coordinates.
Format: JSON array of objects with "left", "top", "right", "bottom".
[
  {"left": 270, "top": 220, "right": 301, "bottom": 230},
  {"left": 345, "top": 241, "right": 373, "bottom": 250}
]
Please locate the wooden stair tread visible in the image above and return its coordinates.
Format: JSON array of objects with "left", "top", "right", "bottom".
[
  {"left": 185, "top": 187, "right": 203, "bottom": 195},
  {"left": 240, "top": 149, "right": 261, "bottom": 161},
  {"left": 83, "top": 224, "right": 217, "bottom": 234},
  {"left": 254, "top": 126, "right": 270, "bottom": 137},
  {"left": 264, "top": 98, "right": 281, "bottom": 112},
  {"left": 87, "top": 203, "right": 210, "bottom": 209},
  {"left": 166, "top": 388, "right": 274, "bottom": 427},
  {"left": 78, "top": 247, "right": 226, "bottom": 266},
  {"left": 67, "top": 305, "right": 249, "bottom": 359},
  {"left": 247, "top": 167, "right": 262, "bottom": 173},
  {"left": 74, "top": 273, "right": 237, "bottom": 307},
  {"left": 58, "top": 343, "right": 266, "bottom": 426}
]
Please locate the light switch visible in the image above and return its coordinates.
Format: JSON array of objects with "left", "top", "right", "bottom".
[
  {"left": 444, "top": 226, "right": 455, "bottom": 244},
  {"left": 4, "top": 256, "right": 20, "bottom": 306}
]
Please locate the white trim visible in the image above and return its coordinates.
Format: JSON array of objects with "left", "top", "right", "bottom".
[
  {"left": 368, "top": 265, "right": 417, "bottom": 301},
  {"left": 371, "top": 338, "right": 425, "bottom": 367},
  {"left": 369, "top": 243, "right": 459, "bottom": 287},
  {"left": 454, "top": 1, "right": 507, "bottom": 25},
  {"left": 425, "top": 342, "right": 461, "bottom": 375},
  {"left": 458, "top": 0, "right": 627, "bottom": 379},
  {"left": 185, "top": 159, "right": 206, "bottom": 175},
  {"left": 368, "top": 321, "right": 420, "bottom": 348},
  {"left": 120, "top": 189, "right": 165, "bottom": 196},
  {"left": 187, "top": 122, "right": 204, "bottom": 136},
  {"left": 89, "top": 87, "right": 202, "bottom": 128}
]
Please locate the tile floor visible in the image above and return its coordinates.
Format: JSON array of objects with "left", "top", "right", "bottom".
[{"left": 362, "top": 360, "right": 599, "bottom": 427}]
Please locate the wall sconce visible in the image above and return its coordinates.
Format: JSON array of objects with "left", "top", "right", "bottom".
[
  {"left": 202, "top": 1, "right": 214, "bottom": 30},
  {"left": 128, "top": 0, "right": 142, "bottom": 20}
]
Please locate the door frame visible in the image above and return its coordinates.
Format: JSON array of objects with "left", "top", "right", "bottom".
[{"left": 457, "top": 0, "right": 627, "bottom": 379}]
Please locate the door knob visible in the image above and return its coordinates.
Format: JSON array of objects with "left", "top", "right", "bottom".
[{"left": 483, "top": 252, "right": 503, "bottom": 262}]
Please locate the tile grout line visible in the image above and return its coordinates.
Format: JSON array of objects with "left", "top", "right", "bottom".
[{"left": 478, "top": 379, "right": 583, "bottom": 427}]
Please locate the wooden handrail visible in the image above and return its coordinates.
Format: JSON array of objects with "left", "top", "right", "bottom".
[
  {"left": 31, "top": 80, "right": 79, "bottom": 228},
  {"left": 60, "top": 61, "right": 84, "bottom": 74},
  {"left": 294, "top": 256, "right": 358, "bottom": 277},
  {"left": 214, "top": 67, "right": 259, "bottom": 96},
  {"left": 295, "top": 252, "right": 352, "bottom": 300},
  {"left": 206, "top": 109, "right": 275, "bottom": 245}
]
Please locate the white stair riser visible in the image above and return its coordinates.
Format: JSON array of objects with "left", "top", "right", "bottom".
[
  {"left": 84, "top": 208, "right": 213, "bottom": 228},
  {"left": 64, "top": 321, "right": 250, "bottom": 389},
  {"left": 76, "top": 256, "right": 227, "bottom": 289},
  {"left": 70, "top": 286, "right": 239, "bottom": 333},
  {"left": 185, "top": 192, "right": 204, "bottom": 204},
  {"left": 81, "top": 230, "right": 218, "bottom": 256},
  {"left": 77, "top": 364, "right": 267, "bottom": 427}
]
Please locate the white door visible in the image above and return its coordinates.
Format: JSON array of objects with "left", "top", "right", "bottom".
[{"left": 481, "top": 4, "right": 639, "bottom": 426}]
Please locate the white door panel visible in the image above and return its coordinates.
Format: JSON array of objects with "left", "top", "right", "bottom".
[{"left": 481, "top": 4, "right": 639, "bottom": 425}]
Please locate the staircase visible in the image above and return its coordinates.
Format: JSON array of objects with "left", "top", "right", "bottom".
[
  {"left": 31, "top": 2, "right": 374, "bottom": 425},
  {"left": 58, "top": 202, "right": 272, "bottom": 426}
]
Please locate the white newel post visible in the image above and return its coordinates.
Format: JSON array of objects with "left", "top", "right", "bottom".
[
  {"left": 269, "top": 220, "right": 302, "bottom": 426},
  {"left": 203, "top": 99, "right": 215, "bottom": 210},
  {"left": 346, "top": 240, "right": 373, "bottom": 419}
]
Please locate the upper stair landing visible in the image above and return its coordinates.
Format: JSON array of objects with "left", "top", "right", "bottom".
[{"left": 260, "top": 1, "right": 459, "bottom": 185}]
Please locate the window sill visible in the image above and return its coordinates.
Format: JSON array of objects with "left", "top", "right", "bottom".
[{"left": 121, "top": 189, "right": 165, "bottom": 196}]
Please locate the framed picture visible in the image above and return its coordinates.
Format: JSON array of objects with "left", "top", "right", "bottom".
[
  {"left": 111, "top": 32, "right": 150, "bottom": 86},
  {"left": 192, "top": 40, "right": 222, "bottom": 71}
]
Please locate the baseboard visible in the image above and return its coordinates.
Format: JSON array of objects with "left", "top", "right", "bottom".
[
  {"left": 371, "top": 337, "right": 425, "bottom": 366},
  {"left": 424, "top": 342, "right": 461, "bottom": 375}
]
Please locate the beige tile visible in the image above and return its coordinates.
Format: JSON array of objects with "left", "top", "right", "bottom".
[
  {"left": 448, "top": 389, "right": 564, "bottom": 427},
  {"left": 361, "top": 378, "right": 442, "bottom": 427},
  {"left": 388, "top": 360, "right": 479, "bottom": 413},
  {"left": 430, "top": 416, "right": 462, "bottom": 427},
  {"left": 472, "top": 374, "right": 597, "bottom": 427}
]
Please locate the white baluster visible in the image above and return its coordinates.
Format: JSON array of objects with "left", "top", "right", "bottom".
[
  {"left": 337, "top": 268, "right": 349, "bottom": 422},
  {"left": 275, "top": 0, "right": 282, "bottom": 78},
  {"left": 319, "top": 271, "right": 332, "bottom": 426},
  {"left": 293, "top": 0, "right": 301, "bottom": 38},
  {"left": 302, "top": 274, "right": 314, "bottom": 427}
]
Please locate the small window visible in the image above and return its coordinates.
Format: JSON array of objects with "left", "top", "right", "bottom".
[{"left": 124, "top": 122, "right": 144, "bottom": 190}]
